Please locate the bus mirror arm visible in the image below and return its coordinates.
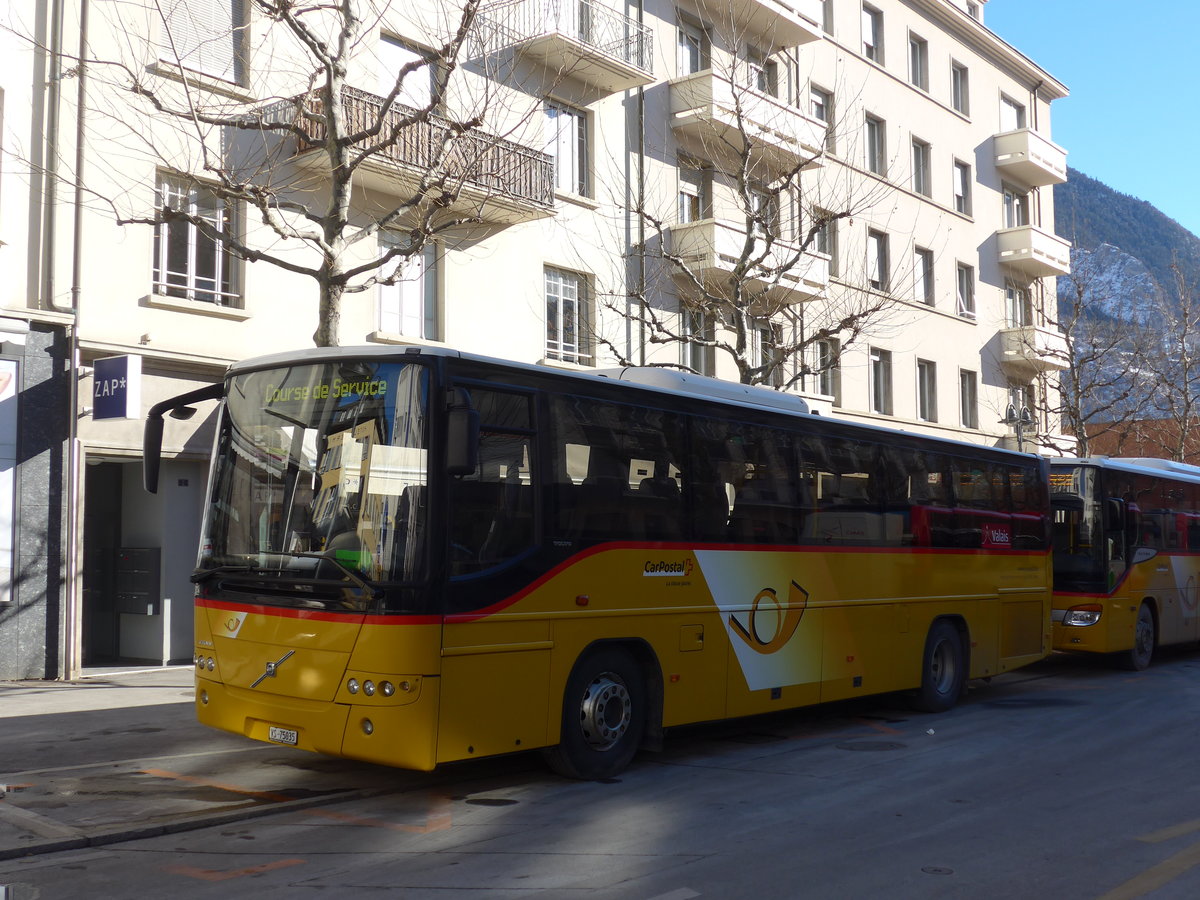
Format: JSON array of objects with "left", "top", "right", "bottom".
[
  {"left": 143, "top": 383, "right": 224, "bottom": 493},
  {"left": 446, "top": 404, "right": 480, "bottom": 477}
]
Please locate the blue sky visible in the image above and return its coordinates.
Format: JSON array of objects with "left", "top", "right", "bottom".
[{"left": 986, "top": 0, "right": 1200, "bottom": 236}]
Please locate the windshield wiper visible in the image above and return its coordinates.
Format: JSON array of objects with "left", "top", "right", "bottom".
[
  {"left": 191, "top": 565, "right": 260, "bottom": 584},
  {"left": 284, "top": 552, "right": 383, "bottom": 600}
]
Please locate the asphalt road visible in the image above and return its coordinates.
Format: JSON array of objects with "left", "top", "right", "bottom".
[{"left": 2, "top": 651, "right": 1200, "bottom": 898}]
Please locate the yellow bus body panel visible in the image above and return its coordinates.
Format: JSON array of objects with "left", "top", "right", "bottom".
[
  {"left": 196, "top": 542, "right": 1050, "bottom": 769},
  {"left": 1053, "top": 553, "right": 1200, "bottom": 654}
]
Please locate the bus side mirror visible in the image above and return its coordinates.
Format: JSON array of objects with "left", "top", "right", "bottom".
[
  {"left": 143, "top": 382, "right": 224, "bottom": 493},
  {"left": 447, "top": 405, "right": 479, "bottom": 477}
]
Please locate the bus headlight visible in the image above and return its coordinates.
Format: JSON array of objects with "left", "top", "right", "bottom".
[
  {"left": 347, "top": 678, "right": 359, "bottom": 694},
  {"left": 1063, "top": 604, "right": 1103, "bottom": 626}
]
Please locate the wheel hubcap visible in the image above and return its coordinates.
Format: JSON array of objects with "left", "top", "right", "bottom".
[
  {"left": 931, "top": 640, "right": 956, "bottom": 693},
  {"left": 578, "top": 673, "right": 631, "bottom": 751}
]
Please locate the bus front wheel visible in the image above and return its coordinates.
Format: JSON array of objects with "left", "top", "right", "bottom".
[
  {"left": 544, "top": 646, "right": 646, "bottom": 780},
  {"left": 1121, "top": 603, "right": 1155, "bottom": 671},
  {"left": 911, "top": 620, "right": 966, "bottom": 713}
]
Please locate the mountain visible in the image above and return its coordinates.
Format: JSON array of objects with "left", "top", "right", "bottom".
[{"left": 1055, "top": 168, "right": 1200, "bottom": 305}]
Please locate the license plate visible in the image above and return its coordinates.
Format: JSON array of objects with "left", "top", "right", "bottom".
[{"left": 268, "top": 725, "right": 299, "bottom": 745}]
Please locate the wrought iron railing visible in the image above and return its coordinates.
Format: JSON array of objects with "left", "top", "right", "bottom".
[
  {"left": 484, "top": 0, "right": 653, "bottom": 74},
  {"left": 265, "top": 86, "right": 555, "bottom": 209}
]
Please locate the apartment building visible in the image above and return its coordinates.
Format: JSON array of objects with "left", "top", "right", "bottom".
[{"left": 0, "top": 0, "right": 1068, "bottom": 678}]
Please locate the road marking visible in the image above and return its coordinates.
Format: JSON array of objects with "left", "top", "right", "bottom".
[
  {"left": 165, "top": 859, "right": 305, "bottom": 882},
  {"left": 1138, "top": 819, "right": 1200, "bottom": 844},
  {"left": 141, "top": 769, "right": 298, "bottom": 803},
  {"left": 302, "top": 798, "right": 453, "bottom": 833},
  {"left": 0, "top": 744, "right": 268, "bottom": 782},
  {"left": 1095, "top": 840, "right": 1200, "bottom": 900}
]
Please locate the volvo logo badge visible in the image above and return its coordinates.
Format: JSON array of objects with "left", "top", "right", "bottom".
[{"left": 251, "top": 649, "right": 295, "bottom": 688}]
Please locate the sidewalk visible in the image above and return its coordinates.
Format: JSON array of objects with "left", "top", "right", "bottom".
[
  {"left": 0, "top": 666, "right": 196, "bottom": 719},
  {"left": 0, "top": 667, "right": 413, "bottom": 861}
]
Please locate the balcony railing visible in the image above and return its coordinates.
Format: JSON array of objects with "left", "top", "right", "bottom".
[
  {"left": 998, "top": 325, "right": 1070, "bottom": 375},
  {"left": 994, "top": 128, "right": 1067, "bottom": 187},
  {"left": 670, "top": 72, "right": 827, "bottom": 176},
  {"left": 667, "top": 218, "right": 830, "bottom": 305},
  {"left": 483, "top": 0, "right": 653, "bottom": 93},
  {"left": 996, "top": 225, "right": 1071, "bottom": 278},
  {"left": 267, "top": 86, "right": 555, "bottom": 220}
]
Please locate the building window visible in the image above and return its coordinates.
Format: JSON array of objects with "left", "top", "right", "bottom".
[
  {"left": 746, "top": 46, "right": 779, "bottom": 97},
  {"left": 810, "top": 85, "right": 835, "bottom": 152},
  {"left": 909, "top": 34, "right": 928, "bottom": 91},
  {"left": 870, "top": 346, "right": 893, "bottom": 415},
  {"left": 867, "top": 229, "right": 889, "bottom": 292},
  {"left": 966, "top": 2, "right": 980, "bottom": 21},
  {"left": 912, "top": 138, "right": 931, "bottom": 196},
  {"left": 545, "top": 267, "right": 590, "bottom": 365},
  {"left": 815, "top": 338, "right": 841, "bottom": 405},
  {"left": 753, "top": 321, "right": 784, "bottom": 386},
  {"left": 678, "top": 158, "right": 711, "bottom": 223},
  {"left": 153, "top": 173, "right": 238, "bottom": 306},
  {"left": 159, "top": 0, "right": 246, "bottom": 83},
  {"left": 1003, "top": 184, "right": 1030, "bottom": 228},
  {"left": 1006, "top": 285, "right": 1032, "bottom": 328},
  {"left": 379, "top": 238, "right": 438, "bottom": 339},
  {"left": 960, "top": 369, "right": 978, "bottom": 428},
  {"left": 951, "top": 62, "right": 969, "bottom": 115},
  {"left": 953, "top": 160, "right": 972, "bottom": 214},
  {"left": 917, "top": 359, "right": 937, "bottom": 422},
  {"left": 866, "top": 114, "right": 886, "bottom": 175},
  {"left": 819, "top": 0, "right": 834, "bottom": 33},
  {"left": 677, "top": 16, "right": 710, "bottom": 75},
  {"left": 682, "top": 306, "right": 714, "bottom": 376},
  {"left": 914, "top": 246, "right": 934, "bottom": 305},
  {"left": 379, "top": 36, "right": 436, "bottom": 108},
  {"left": 813, "top": 207, "right": 838, "bottom": 276},
  {"left": 749, "top": 187, "right": 780, "bottom": 238},
  {"left": 1001, "top": 94, "right": 1027, "bottom": 132},
  {"left": 545, "top": 102, "right": 588, "bottom": 196},
  {"left": 956, "top": 263, "right": 975, "bottom": 317},
  {"left": 862, "top": 5, "right": 883, "bottom": 63}
]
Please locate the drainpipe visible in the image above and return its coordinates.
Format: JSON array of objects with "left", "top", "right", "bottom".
[
  {"left": 63, "top": 0, "right": 91, "bottom": 679},
  {"left": 635, "top": 0, "right": 646, "bottom": 366}
]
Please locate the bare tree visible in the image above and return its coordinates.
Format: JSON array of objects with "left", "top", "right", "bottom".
[
  {"left": 592, "top": 20, "right": 903, "bottom": 388},
  {"left": 1140, "top": 260, "right": 1200, "bottom": 461},
  {"left": 1042, "top": 245, "right": 1157, "bottom": 457},
  {"left": 17, "top": 0, "right": 553, "bottom": 346}
]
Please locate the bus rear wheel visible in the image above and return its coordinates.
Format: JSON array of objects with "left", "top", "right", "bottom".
[
  {"left": 911, "top": 620, "right": 965, "bottom": 713},
  {"left": 544, "top": 647, "right": 646, "bottom": 780},
  {"left": 1120, "top": 603, "right": 1155, "bottom": 671}
]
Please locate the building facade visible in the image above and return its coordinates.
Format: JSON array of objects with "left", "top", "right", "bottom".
[{"left": 0, "top": 0, "right": 1069, "bottom": 678}]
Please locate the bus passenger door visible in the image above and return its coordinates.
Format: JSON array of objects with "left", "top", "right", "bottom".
[{"left": 439, "top": 386, "right": 552, "bottom": 764}]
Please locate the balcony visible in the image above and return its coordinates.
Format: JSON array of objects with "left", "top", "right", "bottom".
[
  {"left": 691, "top": 0, "right": 823, "bottom": 46},
  {"left": 667, "top": 218, "right": 830, "bottom": 306},
  {"left": 994, "top": 128, "right": 1068, "bottom": 187},
  {"left": 482, "top": 0, "right": 654, "bottom": 94},
  {"left": 670, "top": 72, "right": 827, "bottom": 176},
  {"left": 998, "top": 325, "right": 1070, "bottom": 375},
  {"left": 270, "top": 87, "right": 555, "bottom": 225},
  {"left": 997, "top": 225, "right": 1071, "bottom": 278}
]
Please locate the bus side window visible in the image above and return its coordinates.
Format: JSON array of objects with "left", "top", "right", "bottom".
[{"left": 448, "top": 390, "right": 535, "bottom": 576}]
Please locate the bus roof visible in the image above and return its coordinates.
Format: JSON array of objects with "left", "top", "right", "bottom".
[
  {"left": 1053, "top": 456, "right": 1200, "bottom": 485},
  {"left": 224, "top": 344, "right": 1041, "bottom": 462}
]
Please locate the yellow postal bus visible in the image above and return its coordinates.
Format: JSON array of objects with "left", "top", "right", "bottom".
[
  {"left": 1052, "top": 457, "right": 1200, "bottom": 670},
  {"left": 146, "top": 346, "right": 1052, "bottom": 778}
]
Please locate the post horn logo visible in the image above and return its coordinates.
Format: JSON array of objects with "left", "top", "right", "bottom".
[{"left": 729, "top": 581, "right": 809, "bottom": 654}]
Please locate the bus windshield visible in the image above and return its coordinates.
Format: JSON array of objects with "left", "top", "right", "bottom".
[
  {"left": 1050, "top": 464, "right": 1107, "bottom": 592},
  {"left": 199, "top": 360, "right": 430, "bottom": 599}
]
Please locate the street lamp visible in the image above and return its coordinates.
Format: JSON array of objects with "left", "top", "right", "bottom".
[{"left": 1001, "top": 404, "right": 1035, "bottom": 453}]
